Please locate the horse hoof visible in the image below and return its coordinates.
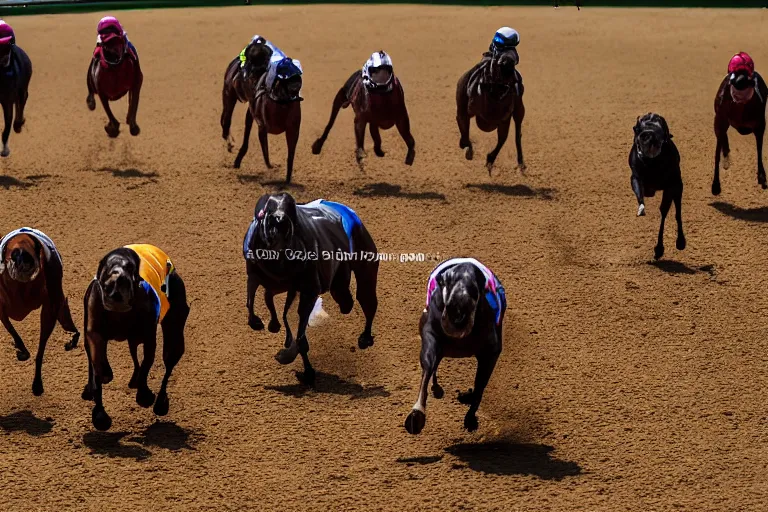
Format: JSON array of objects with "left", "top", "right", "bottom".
[
  {"left": 432, "top": 383, "right": 445, "bottom": 399},
  {"left": 676, "top": 236, "right": 687, "bottom": 251},
  {"left": 374, "top": 147, "right": 385, "bottom": 158},
  {"left": 16, "top": 349, "right": 30, "bottom": 362},
  {"left": 311, "top": 139, "right": 324, "bottom": 155},
  {"left": 457, "top": 388, "right": 474, "bottom": 405},
  {"left": 249, "top": 315, "right": 265, "bottom": 331},
  {"left": 712, "top": 181, "right": 721, "bottom": 196},
  {"left": 464, "top": 413, "right": 479, "bottom": 432},
  {"left": 153, "top": 392, "right": 170, "bottom": 416},
  {"left": 13, "top": 119, "right": 25, "bottom": 134},
  {"left": 275, "top": 347, "right": 299, "bottom": 365},
  {"left": 32, "top": 378, "right": 44, "bottom": 397},
  {"left": 358, "top": 333, "right": 374, "bottom": 350},
  {"left": 130, "top": 124, "right": 140, "bottom": 136},
  {"left": 465, "top": 147, "right": 474, "bottom": 161},
  {"left": 404, "top": 409, "right": 426, "bottom": 435},
  {"left": 81, "top": 385, "right": 94, "bottom": 401},
  {"left": 64, "top": 332, "right": 80, "bottom": 351},
  {"left": 105, "top": 124, "right": 120, "bottom": 138},
  {"left": 92, "top": 406, "right": 112, "bottom": 431},
  {"left": 267, "top": 319, "right": 281, "bottom": 333},
  {"left": 723, "top": 155, "right": 730, "bottom": 170},
  {"left": 86, "top": 96, "right": 96, "bottom": 111},
  {"left": 654, "top": 245, "right": 665, "bottom": 260},
  {"left": 136, "top": 387, "right": 156, "bottom": 408},
  {"left": 297, "top": 367, "right": 316, "bottom": 386}
]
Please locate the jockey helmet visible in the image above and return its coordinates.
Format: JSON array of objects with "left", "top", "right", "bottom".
[
  {"left": 0, "top": 20, "right": 15, "bottom": 46},
  {"left": 490, "top": 27, "right": 519, "bottom": 53},
  {"left": 362, "top": 50, "right": 394, "bottom": 90}
]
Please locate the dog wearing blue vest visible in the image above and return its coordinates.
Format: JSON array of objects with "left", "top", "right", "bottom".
[
  {"left": 243, "top": 192, "right": 379, "bottom": 386},
  {"left": 405, "top": 257, "right": 506, "bottom": 435}
]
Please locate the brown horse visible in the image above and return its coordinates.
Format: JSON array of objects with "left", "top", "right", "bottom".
[
  {"left": 233, "top": 57, "right": 302, "bottom": 184},
  {"left": 220, "top": 37, "right": 274, "bottom": 151},
  {"left": 457, "top": 46, "right": 525, "bottom": 174},
  {"left": 712, "top": 53, "right": 768, "bottom": 195},
  {"left": 85, "top": 17, "right": 142, "bottom": 138},
  {"left": 0, "top": 22, "right": 32, "bottom": 158},
  {"left": 311, "top": 51, "right": 415, "bottom": 168},
  {"left": 0, "top": 228, "right": 79, "bottom": 396}
]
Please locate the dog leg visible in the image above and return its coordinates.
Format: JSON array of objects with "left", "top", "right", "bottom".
[
  {"left": 354, "top": 118, "right": 367, "bottom": 169},
  {"left": 221, "top": 83, "right": 238, "bottom": 145},
  {"left": 58, "top": 298, "right": 80, "bottom": 350},
  {"left": 134, "top": 335, "right": 157, "bottom": 408},
  {"left": 395, "top": 112, "right": 416, "bottom": 166},
  {"left": 631, "top": 175, "right": 645, "bottom": 216},
  {"left": 257, "top": 125, "right": 272, "bottom": 169},
  {"left": 1, "top": 101, "right": 12, "bottom": 157},
  {"left": 294, "top": 292, "right": 318, "bottom": 386},
  {"left": 1, "top": 312, "right": 29, "bottom": 361},
  {"left": 513, "top": 102, "right": 526, "bottom": 171},
  {"left": 31, "top": 302, "right": 58, "bottom": 396},
  {"left": 155, "top": 272, "right": 188, "bottom": 416},
  {"left": 275, "top": 289, "right": 298, "bottom": 363},
  {"left": 674, "top": 182, "right": 686, "bottom": 251},
  {"left": 127, "top": 81, "right": 142, "bottom": 137},
  {"left": 285, "top": 117, "right": 300, "bottom": 184},
  {"left": 312, "top": 86, "right": 346, "bottom": 155},
  {"left": 247, "top": 273, "right": 264, "bottom": 331},
  {"left": 86, "top": 60, "right": 97, "bottom": 111},
  {"left": 87, "top": 331, "right": 112, "bottom": 431},
  {"left": 234, "top": 108, "right": 254, "bottom": 169},
  {"left": 266, "top": 289, "right": 281, "bottom": 333},
  {"left": 456, "top": 85, "right": 473, "bottom": 160},
  {"left": 355, "top": 264, "right": 378, "bottom": 350},
  {"left": 369, "top": 124, "right": 385, "bottom": 157},
  {"left": 405, "top": 330, "right": 441, "bottom": 435},
  {"left": 13, "top": 88, "right": 28, "bottom": 134},
  {"left": 712, "top": 119, "right": 728, "bottom": 195},
  {"left": 756, "top": 124, "right": 766, "bottom": 188},
  {"left": 463, "top": 350, "right": 500, "bottom": 432},
  {"left": 431, "top": 369, "right": 444, "bottom": 399},
  {"left": 655, "top": 189, "right": 673, "bottom": 260},
  {"left": 99, "top": 94, "right": 120, "bottom": 138},
  {"left": 486, "top": 117, "right": 511, "bottom": 175},
  {"left": 128, "top": 340, "right": 141, "bottom": 389}
]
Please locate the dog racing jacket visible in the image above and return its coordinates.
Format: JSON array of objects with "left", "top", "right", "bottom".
[{"left": 125, "top": 244, "right": 174, "bottom": 323}]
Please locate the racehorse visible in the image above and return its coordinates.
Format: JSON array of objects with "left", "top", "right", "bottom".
[
  {"left": 233, "top": 57, "right": 303, "bottom": 184},
  {"left": 82, "top": 244, "right": 189, "bottom": 431},
  {"left": 456, "top": 28, "right": 525, "bottom": 174},
  {"left": 0, "top": 228, "right": 80, "bottom": 396},
  {"left": 242, "top": 192, "right": 379, "bottom": 386},
  {"left": 311, "top": 51, "right": 416, "bottom": 168},
  {"left": 86, "top": 16, "right": 143, "bottom": 138},
  {"left": 220, "top": 36, "right": 275, "bottom": 151},
  {"left": 0, "top": 21, "right": 32, "bottom": 157},
  {"left": 712, "top": 52, "right": 768, "bottom": 195}
]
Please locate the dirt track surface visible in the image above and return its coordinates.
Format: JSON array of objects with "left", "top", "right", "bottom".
[{"left": 2, "top": 5, "right": 768, "bottom": 511}]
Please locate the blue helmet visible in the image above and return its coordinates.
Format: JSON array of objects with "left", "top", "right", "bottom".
[{"left": 490, "top": 27, "right": 520, "bottom": 53}]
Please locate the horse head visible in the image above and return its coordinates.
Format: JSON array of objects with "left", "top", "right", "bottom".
[{"left": 257, "top": 193, "right": 298, "bottom": 250}]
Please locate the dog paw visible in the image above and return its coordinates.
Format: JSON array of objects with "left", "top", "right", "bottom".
[
  {"left": 654, "top": 244, "right": 665, "bottom": 260},
  {"left": 457, "top": 388, "right": 475, "bottom": 405},
  {"left": 136, "top": 387, "right": 156, "bottom": 408},
  {"left": 637, "top": 204, "right": 646, "bottom": 217},
  {"left": 32, "top": 378, "right": 43, "bottom": 397},
  {"left": 249, "top": 315, "right": 265, "bottom": 331},
  {"left": 464, "top": 413, "right": 479, "bottom": 432},
  {"left": 16, "top": 349, "right": 30, "bottom": 362},
  {"left": 92, "top": 405, "right": 112, "bottom": 431},
  {"left": 153, "top": 392, "right": 170, "bottom": 416}
]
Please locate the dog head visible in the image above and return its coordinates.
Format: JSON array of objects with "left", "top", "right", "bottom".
[
  {"left": 256, "top": 192, "right": 298, "bottom": 251},
  {"left": 436, "top": 263, "right": 484, "bottom": 339},
  {"left": 1, "top": 234, "right": 42, "bottom": 283},
  {"left": 245, "top": 37, "right": 273, "bottom": 75},
  {"left": 729, "top": 70, "right": 756, "bottom": 104},
  {"left": 633, "top": 113, "right": 671, "bottom": 159},
  {"left": 95, "top": 248, "right": 141, "bottom": 313}
]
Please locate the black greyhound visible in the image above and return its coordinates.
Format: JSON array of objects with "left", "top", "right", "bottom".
[
  {"left": 0, "top": 24, "right": 32, "bottom": 158},
  {"left": 629, "top": 113, "right": 686, "bottom": 260},
  {"left": 243, "top": 193, "right": 379, "bottom": 385},
  {"left": 405, "top": 258, "right": 506, "bottom": 435}
]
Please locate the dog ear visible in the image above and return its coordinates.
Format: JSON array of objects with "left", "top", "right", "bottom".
[
  {"left": 659, "top": 116, "right": 672, "bottom": 140},
  {"left": 128, "top": 249, "right": 143, "bottom": 285},
  {"left": 95, "top": 252, "right": 111, "bottom": 282},
  {"left": 633, "top": 116, "right": 641, "bottom": 135}
]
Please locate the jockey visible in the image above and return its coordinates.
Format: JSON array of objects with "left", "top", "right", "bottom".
[
  {"left": 362, "top": 50, "right": 394, "bottom": 92},
  {"left": 486, "top": 26, "right": 520, "bottom": 66},
  {"left": 94, "top": 16, "right": 136, "bottom": 60},
  {"left": 727, "top": 51, "right": 763, "bottom": 103}
]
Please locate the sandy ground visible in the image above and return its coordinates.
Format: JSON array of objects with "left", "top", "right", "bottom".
[{"left": 1, "top": 4, "right": 768, "bottom": 511}]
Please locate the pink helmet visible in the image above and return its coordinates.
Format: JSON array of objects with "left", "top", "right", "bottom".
[
  {"left": 0, "top": 20, "right": 15, "bottom": 46},
  {"left": 728, "top": 52, "right": 755, "bottom": 78},
  {"left": 97, "top": 16, "right": 125, "bottom": 43}
]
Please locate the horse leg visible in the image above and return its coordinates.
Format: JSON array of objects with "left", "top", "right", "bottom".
[
  {"left": 404, "top": 330, "right": 441, "bottom": 435},
  {"left": 654, "top": 189, "right": 673, "bottom": 260},
  {"left": 1, "top": 101, "right": 12, "bottom": 157},
  {"left": 354, "top": 118, "right": 367, "bottom": 169},
  {"left": 395, "top": 112, "right": 416, "bottom": 166},
  {"left": 285, "top": 118, "right": 300, "bottom": 184},
  {"left": 631, "top": 175, "right": 645, "bottom": 216},
  {"left": 154, "top": 272, "right": 189, "bottom": 416},
  {"left": 673, "top": 182, "right": 686, "bottom": 251},
  {"left": 293, "top": 292, "right": 318, "bottom": 386},
  {"left": 266, "top": 289, "right": 281, "bottom": 333},
  {"left": 462, "top": 350, "right": 500, "bottom": 432},
  {"left": 275, "top": 289, "right": 298, "bottom": 363},
  {"left": 247, "top": 273, "right": 264, "bottom": 331},
  {"left": 712, "top": 118, "right": 728, "bottom": 195},
  {"left": 513, "top": 101, "right": 526, "bottom": 171},
  {"left": 98, "top": 94, "right": 120, "bottom": 138},
  {"left": 486, "top": 117, "right": 511, "bottom": 175},
  {"left": 257, "top": 126, "right": 272, "bottom": 170},
  {"left": 1, "top": 311, "right": 29, "bottom": 361},
  {"left": 31, "top": 301, "right": 58, "bottom": 396},
  {"left": 234, "top": 108, "right": 254, "bottom": 169},
  {"left": 369, "top": 124, "right": 385, "bottom": 157},
  {"left": 311, "top": 87, "right": 346, "bottom": 155},
  {"left": 128, "top": 340, "right": 141, "bottom": 389},
  {"left": 431, "top": 369, "right": 444, "bottom": 399},
  {"left": 134, "top": 334, "right": 157, "bottom": 409},
  {"left": 86, "top": 61, "right": 96, "bottom": 111},
  {"left": 755, "top": 124, "right": 766, "bottom": 189},
  {"left": 87, "top": 331, "right": 112, "bottom": 431}
]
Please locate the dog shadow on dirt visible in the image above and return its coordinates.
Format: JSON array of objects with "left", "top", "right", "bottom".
[
  {"left": 0, "top": 174, "right": 50, "bottom": 190},
  {"left": 648, "top": 261, "right": 717, "bottom": 278},
  {"left": 464, "top": 183, "right": 556, "bottom": 200},
  {"left": 83, "top": 421, "right": 203, "bottom": 461},
  {"left": 0, "top": 410, "right": 54, "bottom": 436},
  {"left": 264, "top": 371, "right": 390, "bottom": 400},
  {"left": 237, "top": 173, "right": 305, "bottom": 191},
  {"left": 445, "top": 442, "right": 582, "bottom": 480},
  {"left": 352, "top": 182, "right": 446, "bottom": 201},
  {"left": 710, "top": 201, "right": 768, "bottom": 223}
]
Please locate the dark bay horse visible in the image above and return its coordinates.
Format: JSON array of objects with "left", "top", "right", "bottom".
[
  {"left": 233, "top": 57, "right": 302, "bottom": 184},
  {"left": 312, "top": 51, "right": 415, "bottom": 168},
  {"left": 457, "top": 35, "right": 525, "bottom": 174},
  {"left": 0, "top": 228, "right": 79, "bottom": 396},
  {"left": 82, "top": 244, "right": 189, "bottom": 431},
  {"left": 242, "top": 193, "right": 379, "bottom": 386},
  {"left": 712, "top": 52, "right": 768, "bottom": 195},
  {"left": 86, "top": 17, "right": 143, "bottom": 138},
  {"left": 220, "top": 36, "right": 274, "bottom": 151},
  {"left": 0, "top": 22, "right": 32, "bottom": 158}
]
